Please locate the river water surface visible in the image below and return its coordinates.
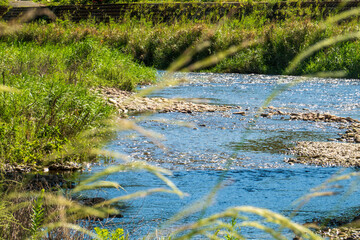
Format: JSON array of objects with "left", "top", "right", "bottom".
[{"left": 82, "top": 73, "right": 360, "bottom": 239}]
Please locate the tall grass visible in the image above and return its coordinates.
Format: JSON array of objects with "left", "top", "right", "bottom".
[
  {"left": 4, "top": 8, "right": 360, "bottom": 77},
  {"left": 0, "top": 73, "right": 112, "bottom": 167},
  {"left": 0, "top": 36, "right": 155, "bottom": 169}
]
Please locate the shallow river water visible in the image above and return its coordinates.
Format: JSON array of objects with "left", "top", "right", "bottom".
[{"left": 82, "top": 73, "right": 360, "bottom": 239}]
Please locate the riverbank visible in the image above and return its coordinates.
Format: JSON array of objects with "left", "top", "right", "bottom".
[
  {"left": 2, "top": 7, "right": 360, "bottom": 78},
  {"left": 255, "top": 107, "right": 360, "bottom": 167},
  {"left": 0, "top": 40, "right": 156, "bottom": 171},
  {"left": 288, "top": 141, "right": 360, "bottom": 167}
]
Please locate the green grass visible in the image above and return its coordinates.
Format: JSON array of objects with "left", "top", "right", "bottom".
[
  {"left": 0, "top": 40, "right": 155, "bottom": 89},
  {"left": 0, "top": 73, "right": 112, "bottom": 167},
  {"left": 6, "top": 12, "right": 360, "bottom": 77},
  {"left": 0, "top": 39, "right": 155, "bottom": 169}
]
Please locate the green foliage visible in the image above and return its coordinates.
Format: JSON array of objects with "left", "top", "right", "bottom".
[
  {"left": 0, "top": 0, "right": 7, "bottom": 6},
  {"left": 209, "top": 47, "right": 267, "bottom": 74},
  {"left": 214, "top": 217, "right": 242, "bottom": 240},
  {"left": 4, "top": 8, "right": 357, "bottom": 76},
  {"left": 0, "top": 73, "right": 113, "bottom": 166},
  {"left": 30, "top": 189, "right": 45, "bottom": 239},
  {"left": 225, "top": 218, "right": 241, "bottom": 240},
  {"left": 302, "top": 41, "right": 360, "bottom": 78},
  {"left": 0, "top": 39, "right": 155, "bottom": 168},
  {"left": 0, "top": 41, "right": 155, "bottom": 89},
  {"left": 94, "top": 227, "right": 128, "bottom": 240}
]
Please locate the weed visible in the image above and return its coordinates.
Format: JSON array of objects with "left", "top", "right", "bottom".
[
  {"left": 30, "top": 189, "right": 45, "bottom": 239},
  {"left": 0, "top": 73, "right": 114, "bottom": 167},
  {"left": 94, "top": 227, "right": 128, "bottom": 240}
]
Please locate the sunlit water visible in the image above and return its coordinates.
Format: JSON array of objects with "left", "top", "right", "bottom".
[{"left": 81, "top": 73, "right": 360, "bottom": 239}]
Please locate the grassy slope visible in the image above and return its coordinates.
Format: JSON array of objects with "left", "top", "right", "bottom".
[{"left": 0, "top": 30, "right": 156, "bottom": 169}]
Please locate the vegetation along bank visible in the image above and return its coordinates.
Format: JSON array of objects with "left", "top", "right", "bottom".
[{"left": 0, "top": 37, "right": 156, "bottom": 171}]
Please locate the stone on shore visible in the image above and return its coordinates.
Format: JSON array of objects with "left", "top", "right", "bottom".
[
  {"left": 260, "top": 107, "right": 360, "bottom": 123},
  {"left": 97, "top": 86, "right": 237, "bottom": 114},
  {"left": 287, "top": 141, "right": 360, "bottom": 167}
]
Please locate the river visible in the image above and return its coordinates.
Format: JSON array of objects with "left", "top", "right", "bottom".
[{"left": 81, "top": 73, "right": 360, "bottom": 239}]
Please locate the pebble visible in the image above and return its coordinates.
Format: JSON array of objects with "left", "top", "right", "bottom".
[
  {"left": 260, "top": 107, "right": 360, "bottom": 124},
  {"left": 288, "top": 141, "right": 360, "bottom": 167},
  {"left": 96, "top": 87, "right": 237, "bottom": 114},
  {"left": 108, "top": 98, "right": 117, "bottom": 104},
  {"left": 339, "top": 123, "right": 360, "bottom": 143},
  {"left": 318, "top": 227, "right": 360, "bottom": 239},
  {"left": 233, "top": 111, "right": 246, "bottom": 115}
]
